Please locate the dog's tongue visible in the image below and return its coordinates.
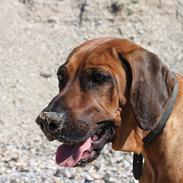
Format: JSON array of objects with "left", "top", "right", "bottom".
[{"left": 56, "top": 138, "right": 91, "bottom": 167}]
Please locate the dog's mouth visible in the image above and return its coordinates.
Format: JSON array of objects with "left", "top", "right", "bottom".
[{"left": 55, "top": 121, "right": 115, "bottom": 167}]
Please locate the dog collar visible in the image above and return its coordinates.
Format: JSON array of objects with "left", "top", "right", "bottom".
[{"left": 133, "top": 80, "right": 178, "bottom": 180}]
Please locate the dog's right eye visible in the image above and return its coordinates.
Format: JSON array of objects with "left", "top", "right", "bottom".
[
  {"left": 90, "top": 71, "right": 111, "bottom": 84},
  {"left": 57, "top": 67, "right": 68, "bottom": 90},
  {"left": 81, "top": 69, "right": 112, "bottom": 90}
]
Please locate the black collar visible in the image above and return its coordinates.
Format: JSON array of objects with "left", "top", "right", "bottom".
[{"left": 133, "top": 81, "right": 179, "bottom": 180}]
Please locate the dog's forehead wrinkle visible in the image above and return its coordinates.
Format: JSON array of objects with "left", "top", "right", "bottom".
[
  {"left": 66, "top": 38, "right": 140, "bottom": 72},
  {"left": 67, "top": 52, "right": 119, "bottom": 76}
]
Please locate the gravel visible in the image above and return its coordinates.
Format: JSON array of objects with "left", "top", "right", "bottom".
[{"left": 0, "top": 0, "right": 182, "bottom": 182}]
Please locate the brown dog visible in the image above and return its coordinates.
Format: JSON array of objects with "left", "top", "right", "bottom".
[{"left": 36, "top": 38, "right": 183, "bottom": 183}]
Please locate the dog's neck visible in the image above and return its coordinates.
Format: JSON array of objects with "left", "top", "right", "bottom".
[
  {"left": 141, "top": 105, "right": 183, "bottom": 183},
  {"left": 141, "top": 75, "right": 183, "bottom": 183},
  {"left": 112, "top": 75, "right": 183, "bottom": 183}
]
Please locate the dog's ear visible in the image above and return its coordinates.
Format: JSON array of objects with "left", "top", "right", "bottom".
[{"left": 114, "top": 47, "right": 177, "bottom": 130}]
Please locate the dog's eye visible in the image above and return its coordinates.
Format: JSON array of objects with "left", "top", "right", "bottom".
[
  {"left": 58, "top": 74, "right": 63, "bottom": 81},
  {"left": 81, "top": 69, "right": 112, "bottom": 90},
  {"left": 57, "top": 67, "right": 68, "bottom": 90},
  {"left": 90, "top": 70, "right": 111, "bottom": 85}
]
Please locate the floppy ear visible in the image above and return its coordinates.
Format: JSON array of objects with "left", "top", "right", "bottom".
[{"left": 116, "top": 48, "right": 177, "bottom": 130}]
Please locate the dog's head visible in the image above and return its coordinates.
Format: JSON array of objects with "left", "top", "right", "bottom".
[{"left": 36, "top": 38, "right": 176, "bottom": 167}]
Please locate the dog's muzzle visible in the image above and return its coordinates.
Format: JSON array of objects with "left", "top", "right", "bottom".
[{"left": 35, "top": 112, "right": 64, "bottom": 141}]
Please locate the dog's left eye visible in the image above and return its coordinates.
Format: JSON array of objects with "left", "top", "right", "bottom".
[
  {"left": 58, "top": 74, "right": 63, "bottom": 81},
  {"left": 57, "top": 67, "right": 68, "bottom": 90}
]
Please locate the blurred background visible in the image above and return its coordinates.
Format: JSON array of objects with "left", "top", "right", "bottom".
[{"left": 0, "top": 0, "right": 183, "bottom": 182}]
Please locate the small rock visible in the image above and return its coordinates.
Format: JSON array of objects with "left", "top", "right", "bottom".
[{"left": 40, "top": 72, "right": 52, "bottom": 78}]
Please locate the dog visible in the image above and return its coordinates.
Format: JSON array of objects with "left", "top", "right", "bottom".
[{"left": 36, "top": 38, "right": 183, "bottom": 183}]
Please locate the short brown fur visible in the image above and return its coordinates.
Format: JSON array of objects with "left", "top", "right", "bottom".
[
  {"left": 38, "top": 38, "right": 183, "bottom": 182},
  {"left": 71, "top": 38, "right": 183, "bottom": 182}
]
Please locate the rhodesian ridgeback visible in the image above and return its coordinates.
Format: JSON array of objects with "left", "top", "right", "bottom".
[{"left": 36, "top": 38, "right": 183, "bottom": 183}]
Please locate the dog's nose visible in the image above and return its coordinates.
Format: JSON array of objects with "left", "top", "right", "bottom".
[{"left": 36, "top": 112, "right": 64, "bottom": 140}]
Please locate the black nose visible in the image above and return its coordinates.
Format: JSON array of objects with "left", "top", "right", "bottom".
[{"left": 36, "top": 112, "right": 64, "bottom": 140}]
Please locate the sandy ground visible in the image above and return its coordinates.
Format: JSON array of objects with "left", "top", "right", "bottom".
[{"left": 0, "top": 0, "right": 183, "bottom": 182}]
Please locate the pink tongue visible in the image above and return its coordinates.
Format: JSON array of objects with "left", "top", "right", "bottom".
[{"left": 56, "top": 138, "right": 92, "bottom": 167}]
